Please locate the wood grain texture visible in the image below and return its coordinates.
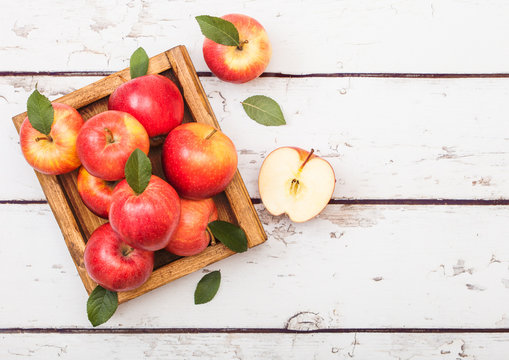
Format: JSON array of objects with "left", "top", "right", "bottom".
[
  {"left": 4, "top": 75, "right": 509, "bottom": 201},
  {"left": 10, "top": 46, "right": 266, "bottom": 304},
  {"left": 4, "top": 332, "right": 509, "bottom": 359},
  {"left": 3, "top": 0, "right": 509, "bottom": 74},
  {"left": 4, "top": 203, "right": 509, "bottom": 329},
  {"left": 3, "top": 0, "right": 509, "bottom": 353}
]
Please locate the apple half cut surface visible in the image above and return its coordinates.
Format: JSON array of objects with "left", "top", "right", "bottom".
[{"left": 258, "top": 147, "right": 336, "bottom": 223}]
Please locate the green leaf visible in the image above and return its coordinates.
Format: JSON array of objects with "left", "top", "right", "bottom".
[
  {"left": 195, "top": 15, "right": 240, "bottom": 47},
  {"left": 208, "top": 220, "right": 248, "bottom": 253},
  {"left": 125, "top": 148, "right": 152, "bottom": 195},
  {"left": 26, "top": 88, "right": 54, "bottom": 135},
  {"left": 87, "top": 286, "right": 118, "bottom": 327},
  {"left": 241, "top": 95, "right": 286, "bottom": 126},
  {"left": 130, "top": 47, "right": 149, "bottom": 79},
  {"left": 194, "top": 270, "right": 221, "bottom": 305}
]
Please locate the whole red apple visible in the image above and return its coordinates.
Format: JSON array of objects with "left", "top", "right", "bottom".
[
  {"left": 165, "top": 198, "right": 218, "bottom": 256},
  {"left": 109, "top": 175, "right": 181, "bottom": 251},
  {"left": 77, "top": 166, "right": 117, "bottom": 218},
  {"left": 162, "top": 122, "right": 238, "bottom": 199},
  {"left": 20, "top": 103, "right": 84, "bottom": 175},
  {"left": 76, "top": 110, "right": 150, "bottom": 181},
  {"left": 84, "top": 223, "right": 154, "bottom": 292},
  {"left": 108, "top": 74, "right": 184, "bottom": 139},
  {"left": 203, "top": 14, "right": 272, "bottom": 83}
]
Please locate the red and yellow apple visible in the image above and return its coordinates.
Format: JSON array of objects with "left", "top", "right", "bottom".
[
  {"left": 203, "top": 14, "right": 272, "bottom": 83},
  {"left": 162, "top": 122, "right": 238, "bottom": 199},
  {"left": 108, "top": 74, "right": 184, "bottom": 140},
  {"left": 109, "top": 175, "right": 181, "bottom": 251},
  {"left": 258, "top": 147, "right": 335, "bottom": 223},
  {"left": 165, "top": 198, "right": 218, "bottom": 256},
  {"left": 20, "top": 103, "right": 84, "bottom": 175},
  {"left": 76, "top": 110, "right": 150, "bottom": 181},
  {"left": 84, "top": 223, "right": 154, "bottom": 292},
  {"left": 77, "top": 166, "right": 117, "bottom": 218}
]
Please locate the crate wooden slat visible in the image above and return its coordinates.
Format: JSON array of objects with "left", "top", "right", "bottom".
[{"left": 11, "top": 45, "right": 267, "bottom": 304}]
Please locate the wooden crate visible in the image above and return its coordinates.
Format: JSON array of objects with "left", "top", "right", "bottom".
[{"left": 11, "top": 45, "right": 267, "bottom": 304}]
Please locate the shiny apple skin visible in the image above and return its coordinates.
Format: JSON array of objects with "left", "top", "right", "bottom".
[
  {"left": 76, "top": 110, "right": 150, "bottom": 181},
  {"left": 165, "top": 198, "right": 218, "bottom": 256},
  {"left": 162, "top": 122, "right": 238, "bottom": 200},
  {"left": 109, "top": 175, "right": 181, "bottom": 251},
  {"left": 84, "top": 223, "right": 154, "bottom": 292},
  {"left": 108, "top": 74, "right": 184, "bottom": 138},
  {"left": 20, "top": 103, "right": 84, "bottom": 175},
  {"left": 77, "top": 166, "right": 117, "bottom": 218},
  {"left": 203, "top": 14, "right": 272, "bottom": 83}
]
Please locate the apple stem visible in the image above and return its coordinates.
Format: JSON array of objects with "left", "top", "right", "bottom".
[
  {"left": 35, "top": 135, "right": 53, "bottom": 142},
  {"left": 206, "top": 226, "right": 216, "bottom": 245},
  {"left": 104, "top": 128, "right": 115, "bottom": 144},
  {"left": 299, "top": 149, "right": 315, "bottom": 171},
  {"left": 121, "top": 245, "right": 134, "bottom": 257},
  {"left": 205, "top": 129, "right": 218, "bottom": 140},
  {"left": 237, "top": 39, "right": 249, "bottom": 51},
  {"left": 105, "top": 180, "right": 118, "bottom": 190}
]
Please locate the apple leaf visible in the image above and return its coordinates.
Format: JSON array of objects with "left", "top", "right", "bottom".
[
  {"left": 208, "top": 220, "right": 248, "bottom": 253},
  {"left": 241, "top": 95, "right": 286, "bottom": 126},
  {"left": 87, "top": 285, "right": 118, "bottom": 327},
  {"left": 130, "top": 47, "right": 149, "bottom": 79},
  {"left": 194, "top": 270, "right": 221, "bottom": 305},
  {"left": 125, "top": 148, "right": 152, "bottom": 195},
  {"left": 195, "top": 15, "right": 240, "bottom": 47},
  {"left": 26, "top": 88, "right": 54, "bottom": 135}
]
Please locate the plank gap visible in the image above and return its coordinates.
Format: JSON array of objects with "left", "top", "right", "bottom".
[
  {"left": 3, "top": 328, "right": 509, "bottom": 334},
  {"left": 4, "top": 199, "right": 509, "bottom": 206},
  {"left": 3, "top": 71, "right": 509, "bottom": 78}
]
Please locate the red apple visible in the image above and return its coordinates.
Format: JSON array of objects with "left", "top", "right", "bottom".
[
  {"left": 108, "top": 74, "right": 184, "bottom": 139},
  {"left": 77, "top": 166, "right": 117, "bottom": 218},
  {"left": 76, "top": 110, "right": 150, "bottom": 181},
  {"left": 203, "top": 14, "right": 272, "bottom": 83},
  {"left": 258, "top": 147, "right": 336, "bottom": 222},
  {"left": 84, "top": 223, "right": 154, "bottom": 292},
  {"left": 162, "top": 122, "right": 238, "bottom": 199},
  {"left": 165, "top": 198, "right": 218, "bottom": 256},
  {"left": 20, "top": 103, "right": 84, "bottom": 175},
  {"left": 109, "top": 175, "right": 181, "bottom": 251}
]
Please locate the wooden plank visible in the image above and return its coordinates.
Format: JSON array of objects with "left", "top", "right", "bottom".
[
  {"left": 4, "top": 203, "right": 509, "bottom": 328},
  {"left": 4, "top": 75, "right": 509, "bottom": 201},
  {"left": 4, "top": 0, "right": 509, "bottom": 73},
  {"left": 9, "top": 47, "right": 266, "bottom": 304},
  {"left": 3, "top": 332, "right": 509, "bottom": 359}
]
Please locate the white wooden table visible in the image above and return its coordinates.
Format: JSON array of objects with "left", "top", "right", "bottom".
[{"left": 2, "top": 1, "right": 509, "bottom": 358}]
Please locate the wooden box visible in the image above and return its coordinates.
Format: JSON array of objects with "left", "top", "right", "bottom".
[{"left": 11, "top": 45, "right": 267, "bottom": 304}]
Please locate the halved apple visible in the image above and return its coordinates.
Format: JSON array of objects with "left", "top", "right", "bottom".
[{"left": 258, "top": 147, "right": 336, "bottom": 222}]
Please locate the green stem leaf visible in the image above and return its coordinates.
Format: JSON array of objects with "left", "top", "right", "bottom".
[
  {"left": 125, "top": 148, "right": 152, "bottom": 195},
  {"left": 241, "top": 95, "right": 286, "bottom": 126},
  {"left": 194, "top": 270, "right": 221, "bottom": 305},
  {"left": 195, "top": 15, "right": 240, "bottom": 47},
  {"left": 27, "top": 88, "right": 54, "bottom": 135},
  {"left": 87, "top": 286, "right": 118, "bottom": 327},
  {"left": 208, "top": 220, "right": 248, "bottom": 253},
  {"left": 130, "top": 47, "right": 149, "bottom": 79}
]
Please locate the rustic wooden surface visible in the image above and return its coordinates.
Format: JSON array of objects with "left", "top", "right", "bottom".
[
  {"left": 2, "top": 0, "right": 509, "bottom": 358},
  {"left": 10, "top": 46, "right": 266, "bottom": 304}
]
